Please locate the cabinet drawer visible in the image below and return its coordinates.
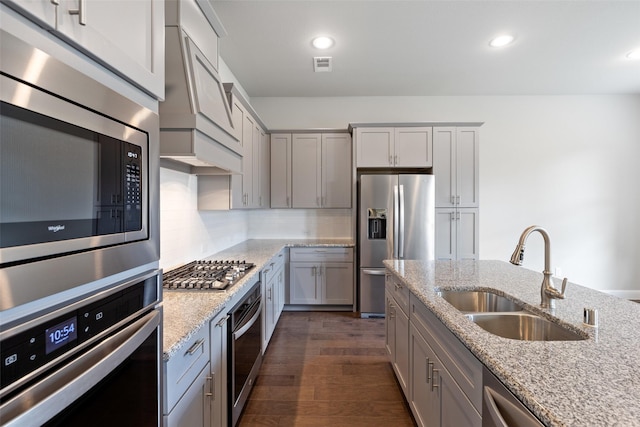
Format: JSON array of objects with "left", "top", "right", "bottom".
[
  {"left": 410, "top": 294, "right": 482, "bottom": 412},
  {"left": 290, "top": 247, "right": 353, "bottom": 262},
  {"left": 164, "top": 325, "right": 210, "bottom": 413},
  {"left": 385, "top": 273, "right": 410, "bottom": 315}
]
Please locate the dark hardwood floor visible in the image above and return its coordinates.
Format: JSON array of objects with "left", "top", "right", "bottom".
[{"left": 238, "top": 311, "right": 417, "bottom": 427}]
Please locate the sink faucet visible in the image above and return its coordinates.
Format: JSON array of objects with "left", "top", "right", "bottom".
[{"left": 509, "top": 225, "right": 568, "bottom": 309}]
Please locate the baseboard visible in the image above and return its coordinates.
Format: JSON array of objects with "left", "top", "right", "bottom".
[{"left": 603, "top": 290, "right": 640, "bottom": 301}]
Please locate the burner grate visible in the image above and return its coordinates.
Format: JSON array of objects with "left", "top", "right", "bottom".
[{"left": 162, "top": 260, "right": 255, "bottom": 290}]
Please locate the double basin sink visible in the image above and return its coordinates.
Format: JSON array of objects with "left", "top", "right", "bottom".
[{"left": 437, "top": 290, "right": 586, "bottom": 341}]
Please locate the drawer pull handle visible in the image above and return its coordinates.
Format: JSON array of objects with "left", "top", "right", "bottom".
[
  {"left": 186, "top": 338, "right": 205, "bottom": 356},
  {"left": 215, "top": 314, "right": 229, "bottom": 327},
  {"left": 431, "top": 369, "right": 440, "bottom": 391}
]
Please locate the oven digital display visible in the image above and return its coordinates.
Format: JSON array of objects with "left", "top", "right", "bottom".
[{"left": 45, "top": 316, "right": 78, "bottom": 355}]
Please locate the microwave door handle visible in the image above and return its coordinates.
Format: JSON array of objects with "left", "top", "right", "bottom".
[
  {"left": 233, "top": 301, "right": 262, "bottom": 340},
  {"left": 0, "top": 310, "right": 160, "bottom": 427},
  {"left": 393, "top": 185, "right": 399, "bottom": 258}
]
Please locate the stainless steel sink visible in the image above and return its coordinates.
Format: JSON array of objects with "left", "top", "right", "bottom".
[
  {"left": 437, "top": 290, "right": 523, "bottom": 313},
  {"left": 466, "top": 312, "right": 587, "bottom": 341}
]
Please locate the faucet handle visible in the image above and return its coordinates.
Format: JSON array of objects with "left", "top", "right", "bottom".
[{"left": 560, "top": 277, "right": 568, "bottom": 295}]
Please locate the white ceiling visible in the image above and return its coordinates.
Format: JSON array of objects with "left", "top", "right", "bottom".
[{"left": 210, "top": 0, "right": 640, "bottom": 97}]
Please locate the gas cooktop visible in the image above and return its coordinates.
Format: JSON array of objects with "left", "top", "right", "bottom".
[{"left": 162, "top": 260, "right": 255, "bottom": 291}]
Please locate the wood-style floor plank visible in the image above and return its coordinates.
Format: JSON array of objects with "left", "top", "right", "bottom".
[{"left": 237, "top": 312, "right": 416, "bottom": 427}]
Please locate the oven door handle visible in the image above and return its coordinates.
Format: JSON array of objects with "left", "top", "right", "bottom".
[
  {"left": 233, "top": 300, "right": 262, "bottom": 340},
  {"left": 0, "top": 309, "right": 161, "bottom": 427}
]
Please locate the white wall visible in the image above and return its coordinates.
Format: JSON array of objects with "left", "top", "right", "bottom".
[
  {"left": 159, "top": 167, "right": 353, "bottom": 270},
  {"left": 249, "top": 95, "right": 640, "bottom": 296}
]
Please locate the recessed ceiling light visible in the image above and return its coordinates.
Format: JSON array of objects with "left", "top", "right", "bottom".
[
  {"left": 489, "top": 34, "right": 515, "bottom": 48},
  {"left": 626, "top": 48, "right": 640, "bottom": 60},
  {"left": 312, "top": 36, "right": 334, "bottom": 50}
]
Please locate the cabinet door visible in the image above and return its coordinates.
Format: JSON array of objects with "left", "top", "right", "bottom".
[
  {"left": 435, "top": 208, "right": 478, "bottom": 260},
  {"left": 164, "top": 363, "right": 212, "bottom": 427},
  {"left": 259, "top": 129, "right": 270, "bottom": 208},
  {"left": 394, "top": 301, "right": 410, "bottom": 398},
  {"left": 385, "top": 291, "right": 395, "bottom": 358},
  {"left": 355, "top": 127, "right": 394, "bottom": 167},
  {"left": 321, "top": 133, "right": 352, "bottom": 208},
  {"left": 435, "top": 208, "right": 456, "bottom": 261},
  {"left": 291, "top": 134, "right": 322, "bottom": 208},
  {"left": 240, "top": 114, "right": 255, "bottom": 207},
  {"left": 439, "top": 365, "right": 481, "bottom": 427},
  {"left": 394, "top": 127, "right": 433, "bottom": 167},
  {"left": 456, "top": 128, "right": 479, "bottom": 208},
  {"left": 433, "top": 127, "right": 456, "bottom": 207},
  {"left": 270, "top": 134, "right": 292, "bottom": 208},
  {"left": 322, "top": 262, "right": 354, "bottom": 305},
  {"left": 289, "top": 262, "right": 320, "bottom": 304},
  {"left": 410, "top": 325, "right": 441, "bottom": 427},
  {"left": 457, "top": 208, "right": 479, "bottom": 260},
  {"left": 250, "top": 123, "right": 261, "bottom": 208},
  {"left": 276, "top": 265, "right": 285, "bottom": 318},
  {"left": 210, "top": 313, "right": 228, "bottom": 427},
  {"left": 56, "top": 0, "right": 164, "bottom": 98}
]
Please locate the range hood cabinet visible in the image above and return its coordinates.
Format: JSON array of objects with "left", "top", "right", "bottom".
[{"left": 160, "top": 24, "right": 241, "bottom": 173}]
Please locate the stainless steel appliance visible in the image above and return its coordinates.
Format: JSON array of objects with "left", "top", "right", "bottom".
[
  {"left": 0, "top": 30, "right": 160, "bottom": 314},
  {"left": 483, "top": 366, "right": 544, "bottom": 427},
  {"left": 228, "top": 281, "right": 262, "bottom": 427},
  {"left": 162, "top": 260, "right": 255, "bottom": 290},
  {"left": 0, "top": 270, "right": 162, "bottom": 426},
  {"left": 358, "top": 174, "right": 435, "bottom": 317}
]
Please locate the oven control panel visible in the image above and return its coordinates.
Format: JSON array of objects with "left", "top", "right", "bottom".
[{"left": 0, "top": 276, "right": 157, "bottom": 390}]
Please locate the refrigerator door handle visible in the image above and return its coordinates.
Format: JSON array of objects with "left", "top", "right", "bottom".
[
  {"left": 393, "top": 185, "right": 399, "bottom": 258},
  {"left": 362, "top": 269, "right": 386, "bottom": 276},
  {"left": 399, "top": 184, "right": 405, "bottom": 258}
]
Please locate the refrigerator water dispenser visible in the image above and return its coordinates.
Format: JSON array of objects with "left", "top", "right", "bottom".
[{"left": 367, "top": 208, "right": 387, "bottom": 239}]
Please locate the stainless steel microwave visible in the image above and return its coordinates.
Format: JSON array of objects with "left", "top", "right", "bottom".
[
  {"left": 0, "top": 95, "right": 148, "bottom": 265},
  {"left": 0, "top": 30, "right": 159, "bottom": 315}
]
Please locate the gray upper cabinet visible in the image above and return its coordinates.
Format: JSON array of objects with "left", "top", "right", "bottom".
[
  {"left": 6, "top": 0, "right": 165, "bottom": 99},
  {"left": 279, "top": 132, "right": 351, "bottom": 208},
  {"left": 433, "top": 127, "right": 480, "bottom": 260},
  {"left": 433, "top": 127, "right": 479, "bottom": 208},
  {"left": 270, "top": 134, "right": 292, "bottom": 208},
  {"left": 355, "top": 127, "right": 433, "bottom": 168}
]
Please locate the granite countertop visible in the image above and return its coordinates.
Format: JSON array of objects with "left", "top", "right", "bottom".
[
  {"left": 383, "top": 259, "right": 640, "bottom": 427},
  {"left": 162, "top": 239, "right": 354, "bottom": 361}
]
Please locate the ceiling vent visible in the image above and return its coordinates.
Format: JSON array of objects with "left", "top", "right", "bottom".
[{"left": 313, "top": 56, "right": 332, "bottom": 72}]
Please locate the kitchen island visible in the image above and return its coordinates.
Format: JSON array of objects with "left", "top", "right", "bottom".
[{"left": 383, "top": 259, "right": 640, "bottom": 427}]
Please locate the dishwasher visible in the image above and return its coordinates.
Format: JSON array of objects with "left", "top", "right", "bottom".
[{"left": 483, "top": 367, "right": 544, "bottom": 427}]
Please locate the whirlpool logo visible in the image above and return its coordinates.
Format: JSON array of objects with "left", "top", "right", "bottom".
[{"left": 48, "top": 225, "right": 66, "bottom": 233}]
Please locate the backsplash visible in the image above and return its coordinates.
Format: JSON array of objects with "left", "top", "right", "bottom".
[{"left": 160, "top": 167, "right": 353, "bottom": 270}]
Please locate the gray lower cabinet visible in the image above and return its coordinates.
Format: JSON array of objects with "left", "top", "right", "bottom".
[
  {"left": 163, "top": 309, "right": 228, "bottom": 427},
  {"left": 385, "top": 270, "right": 482, "bottom": 427},
  {"left": 263, "top": 250, "right": 285, "bottom": 352},
  {"left": 209, "top": 310, "right": 228, "bottom": 427},
  {"left": 409, "top": 294, "right": 482, "bottom": 427},
  {"left": 385, "top": 274, "right": 410, "bottom": 397},
  {"left": 163, "top": 325, "right": 211, "bottom": 426},
  {"left": 289, "top": 248, "right": 354, "bottom": 306}
]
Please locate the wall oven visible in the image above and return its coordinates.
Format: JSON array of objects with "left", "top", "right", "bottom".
[
  {"left": 228, "top": 281, "right": 262, "bottom": 427},
  {"left": 0, "top": 30, "right": 159, "bottom": 314},
  {"left": 0, "top": 270, "right": 162, "bottom": 426}
]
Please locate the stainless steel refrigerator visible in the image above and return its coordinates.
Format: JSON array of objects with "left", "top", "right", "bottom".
[{"left": 358, "top": 174, "right": 435, "bottom": 317}]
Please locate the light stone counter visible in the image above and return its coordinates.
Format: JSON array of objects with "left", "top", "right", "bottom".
[
  {"left": 383, "top": 259, "right": 640, "bottom": 427},
  {"left": 162, "top": 239, "right": 354, "bottom": 361}
]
